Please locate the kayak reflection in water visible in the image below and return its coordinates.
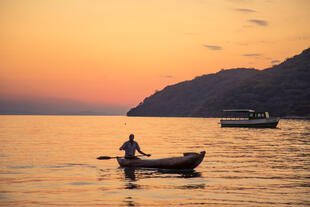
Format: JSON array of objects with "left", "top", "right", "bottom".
[
  {"left": 119, "top": 134, "right": 151, "bottom": 159},
  {"left": 122, "top": 167, "right": 202, "bottom": 183},
  {"left": 124, "top": 167, "right": 136, "bottom": 181}
]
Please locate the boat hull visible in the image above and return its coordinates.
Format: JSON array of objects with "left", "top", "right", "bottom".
[
  {"left": 220, "top": 117, "right": 280, "bottom": 128},
  {"left": 117, "top": 151, "right": 205, "bottom": 169}
]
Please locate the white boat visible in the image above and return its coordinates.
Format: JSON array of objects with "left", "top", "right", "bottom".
[{"left": 220, "top": 109, "right": 280, "bottom": 128}]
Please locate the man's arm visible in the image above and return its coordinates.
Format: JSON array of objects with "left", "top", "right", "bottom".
[
  {"left": 135, "top": 142, "right": 151, "bottom": 157},
  {"left": 137, "top": 149, "right": 151, "bottom": 157},
  {"left": 136, "top": 143, "right": 151, "bottom": 156},
  {"left": 119, "top": 142, "right": 126, "bottom": 151}
]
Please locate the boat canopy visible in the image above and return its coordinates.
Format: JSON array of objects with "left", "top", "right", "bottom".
[{"left": 223, "top": 109, "right": 255, "bottom": 113}]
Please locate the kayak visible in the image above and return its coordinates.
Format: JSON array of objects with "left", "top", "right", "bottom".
[{"left": 116, "top": 151, "right": 205, "bottom": 169}]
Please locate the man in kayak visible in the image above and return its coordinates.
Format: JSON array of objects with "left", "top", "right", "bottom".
[{"left": 119, "top": 134, "right": 151, "bottom": 159}]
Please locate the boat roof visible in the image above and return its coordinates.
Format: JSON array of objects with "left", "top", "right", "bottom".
[{"left": 223, "top": 109, "right": 255, "bottom": 113}]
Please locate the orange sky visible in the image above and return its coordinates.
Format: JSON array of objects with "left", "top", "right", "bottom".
[{"left": 1, "top": 0, "right": 310, "bottom": 114}]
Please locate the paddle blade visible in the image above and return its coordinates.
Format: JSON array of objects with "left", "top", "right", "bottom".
[{"left": 97, "top": 156, "right": 112, "bottom": 160}]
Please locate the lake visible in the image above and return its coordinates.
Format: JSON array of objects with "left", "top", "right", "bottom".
[{"left": 0, "top": 115, "right": 309, "bottom": 206}]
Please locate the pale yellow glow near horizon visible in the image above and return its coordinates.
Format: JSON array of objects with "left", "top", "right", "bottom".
[{"left": 0, "top": 0, "right": 310, "bottom": 110}]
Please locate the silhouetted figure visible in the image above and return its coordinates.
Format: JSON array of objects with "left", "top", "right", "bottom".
[{"left": 119, "top": 134, "right": 151, "bottom": 159}]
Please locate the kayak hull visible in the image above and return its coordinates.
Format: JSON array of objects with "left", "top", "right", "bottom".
[{"left": 117, "top": 151, "right": 205, "bottom": 169}]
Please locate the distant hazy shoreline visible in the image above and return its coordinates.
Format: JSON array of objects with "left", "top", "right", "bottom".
[{"left": 1, "top": 114, "right": 310, "bottom": 120}]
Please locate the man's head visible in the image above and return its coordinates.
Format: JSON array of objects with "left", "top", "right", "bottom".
[{"left": 129, "top": 134, "right": 134, "bottom": 142}]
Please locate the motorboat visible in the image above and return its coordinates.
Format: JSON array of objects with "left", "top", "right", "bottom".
[{"left": 220, "top": 109, "right": 280, "bottom": 128}]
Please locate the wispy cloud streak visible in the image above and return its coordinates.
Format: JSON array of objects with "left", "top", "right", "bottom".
[
  {"left": 235, "top": 8, "right": 256, "bottom": 13},
  {"left": 248, "top": 19, "right": 268, "bottom": 26},
  {"left": 242, "top": 53, "right": 261, "bottom": 57},
  {"left": 203, "top": 45, "right": 223, "bottom": 50},
  {"left": 161, "top": 75, "right": 174, "bottom": 79}
]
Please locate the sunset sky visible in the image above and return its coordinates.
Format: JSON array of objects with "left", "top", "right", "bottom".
[{"left": 1, "top": 0, "right": 310, "bottom": 114}]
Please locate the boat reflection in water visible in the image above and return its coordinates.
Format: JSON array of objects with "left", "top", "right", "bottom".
[
  {"left": 123, "top": 167, "right": 139, "bottom": 189},
  {"left": 120, "top": 167, "right": 204, "bottom": 206},
  {"left": 122, "top": 167, "right": 202, "bottom": 181},
  {"left": 122, "top": 196, "right": 136, "bottom": 207},
  {"left": 124, "top": 167, "right": 137, "bottom": 181}
]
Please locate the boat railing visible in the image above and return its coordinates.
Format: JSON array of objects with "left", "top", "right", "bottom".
[
  {"left": 221, "top": 111, "right": 250, "bottom": 120},
  {"left": 221, "top": 117, "right": 249, "bottom": 120},
  {"left": 221, "top": 110, "right": 272, "bottom": 120}
]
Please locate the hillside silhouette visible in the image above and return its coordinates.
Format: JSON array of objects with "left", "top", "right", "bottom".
[{"left": 127, "top": 48, "right": 310, "bottom": 118}]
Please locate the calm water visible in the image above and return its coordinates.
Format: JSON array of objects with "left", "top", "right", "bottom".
[{"left": 0, "top": 116, "right": 310, "bottom": 206}]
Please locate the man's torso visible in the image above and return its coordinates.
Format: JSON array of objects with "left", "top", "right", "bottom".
[{"left": 122, "top": 141, "right": 140, "bottom": 157}]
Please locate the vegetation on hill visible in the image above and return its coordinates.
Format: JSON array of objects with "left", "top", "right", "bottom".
[{"left": 127, "top": 48, "right": 310, "bottom": 118}]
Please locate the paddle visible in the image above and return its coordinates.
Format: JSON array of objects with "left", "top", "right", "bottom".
[
  {"left": 97, "top": 154, "right": 150, "bottom": 160},
  {"left": 97, "top": 156, "right": 120, "bottom": 160}
]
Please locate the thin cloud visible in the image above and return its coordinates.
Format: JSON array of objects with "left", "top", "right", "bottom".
[
  {"left": 203, "top": 45, "right": 223, "bottom": 50},
  {"left": 235, "top": 8, "right": 256, "bottom": 13},
  {"left": 242, "top": 53, "right": 261, "bottom": 57},
  {"left": 271, "top": 60, "right": 281, "bottom": 64},
  {"left": 227, "top": 0, "right": 251, "bottom": 3},
  {"left": 161, "top": 75, "right": 174, "bottom": 79},
  {"left": 249, "top": 19, "right": 268, "bottom": 26}
]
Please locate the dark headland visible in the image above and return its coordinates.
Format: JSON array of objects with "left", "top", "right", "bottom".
[{"left": 127, "top": 48, "right": 310, "bottom": 118}]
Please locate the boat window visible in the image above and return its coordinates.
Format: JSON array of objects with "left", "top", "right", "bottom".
[
  {"left": 257, "top": 113, "right": 261, "bottom": 118},
  {"left": 249, "top": 113, "right": 254, "bottom": 119},
  {"left": 222, "top": 110, "right": 252, "bottom": 120},
  {"left": 265, "top": 112, "right": 270, "bottom": 118}
]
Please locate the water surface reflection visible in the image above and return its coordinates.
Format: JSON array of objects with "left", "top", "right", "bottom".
[
  {"left": 1, "top": 116, "right": 310, "bottom": 206},
  {"left": 120, "top": 167, "right": 203, "bottom": 191},
  {"left": 123, "top": 196, "right": 136, "bottom": 207},
  {"left": 122, "top": 167, "right": 202, "bottom": 181}
]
